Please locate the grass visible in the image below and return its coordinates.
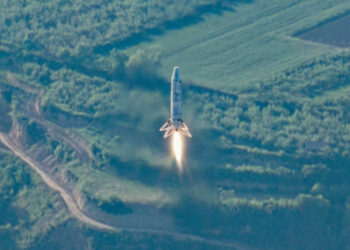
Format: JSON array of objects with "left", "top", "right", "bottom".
[
  {"left": 133, "top": 0, "right": 350, "bottom": 92},
  {"left": 70, "top": 165, "right": 175, "bottom": 206},
  {"left": 185, "top": 50, "right": 350, "bottom": 157}
]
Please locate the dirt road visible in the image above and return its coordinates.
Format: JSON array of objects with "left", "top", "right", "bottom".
[
  {"left": 0, "top": 74, "right": 254, "bottom": 249},
  {"left": 0, "top": 133, "right": 114, "bottom": 231},
  {"left": 0, "top": 132, "right": 254, "bottom": 249}
]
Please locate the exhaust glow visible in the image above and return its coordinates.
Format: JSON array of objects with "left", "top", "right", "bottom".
[{"left": 172, "top": 132, "right": 183, "bottom": 170}]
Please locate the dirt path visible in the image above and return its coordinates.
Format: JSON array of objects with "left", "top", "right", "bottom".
[
  {"left": 0, "top": 131, "right": 253, "bottom": 249},
  {"left": 6, "top": 72, "right": 40, "bottom": 94},
  {"left": 33, "top": 117, "right": 94, "bottom": 161},
  {"left": 5, "top": 73, "right": 94, "bottom": 162},
  {"left": 1, "top": 74, "right": 254, "bottom": 249},
  {"left": 0, "top": 133, "right": 256, "bottom": 249},
  {"left": 0, "top": 133, "right": 114, "bottom": 231}
]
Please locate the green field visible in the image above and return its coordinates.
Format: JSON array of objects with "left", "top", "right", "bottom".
[{"left": 147, "top": 0, "right": 350, "bottom": 92}]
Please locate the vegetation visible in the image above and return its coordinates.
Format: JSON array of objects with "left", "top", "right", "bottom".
[
  {"left": 0, "top": 152, "right": 68, "bottom": 249},
  {"left": 74, "top": 166, "right": 175, "bottom": 206},
  {"left": 1, "top": 0, "right": 350, "bottom": 249},
  {"left": 149, "top": 0, "right": 350, "bottom": 91},
  {"left": 190, "top": 51, "right": 350, "bottom": 157},
  {"left": 217, "top": 194, "right": 335, "bottom": 249},
  {"left": 0, "top": 89, "right": 12, "bottom": 132},
  {"left": 0, "top": 0, "right": 226, "bottom": 61}
]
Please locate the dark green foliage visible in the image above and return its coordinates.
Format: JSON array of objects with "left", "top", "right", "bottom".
[
  {"left": 0, "top": 154, "right": 35, "bottom": 248},
  {"left": 0, "top": 154, "right": 31, "bottom": 202},
  {"left": 26, "top": 120, "right": 47, "bottom": 143},
  {"left": 42, "top": 48, "right": 164, "bottom": 120},
  {"left": 91, "top": 196, "right": 132, "bottom": 215},
  {"left": 192, "top": 52, "right": 350, "bottom": 157},
  {"left": 0, "top": 0, "right": 221, "bottom": 60},
  {"left": 43, "top": 68, "right": 122, "bottom": 116},
  {"left": 22, "top": 62, "right": 51, "bottom": 85},
  {"left": 175, "top": 194, "right": 336, "bottom": 249},
  {"left": 0, "top": 90, "right": 12, "bottom": 132},
  {"left": 0, "top": 151, "right": 70, "bottom": 248},
  {"left": 84, "top": 229, "right": 216, "bottom": 250}
]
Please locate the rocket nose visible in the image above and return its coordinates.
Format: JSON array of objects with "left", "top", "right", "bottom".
[{"left": 172, "top": 66, "right": 181, "bottom": 82}]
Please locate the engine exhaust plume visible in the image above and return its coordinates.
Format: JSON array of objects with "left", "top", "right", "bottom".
[{"left": 172, "top": 132, "right": 183, "bottom": 172}]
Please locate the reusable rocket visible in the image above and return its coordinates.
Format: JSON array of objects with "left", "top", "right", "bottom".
[{"left": 160, "top": 67, "right": 192, "bottom": 138}]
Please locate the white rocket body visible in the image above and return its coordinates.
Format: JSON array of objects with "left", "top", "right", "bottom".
[{"left": 160, "top": 67, "right": 192, "bottom": 138}]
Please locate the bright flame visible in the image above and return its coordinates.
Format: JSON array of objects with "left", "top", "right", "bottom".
[{"left": 172, "top": 131, "right": 183, "bottom": 170}]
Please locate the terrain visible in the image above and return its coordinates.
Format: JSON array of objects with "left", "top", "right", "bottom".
[{"left": 1, "top": 0, "right": 350, "bottom": 249}]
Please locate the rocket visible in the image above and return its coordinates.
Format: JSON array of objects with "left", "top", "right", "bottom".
[{"left": 160, "top": 67, "right": 192, "bottom": 138}]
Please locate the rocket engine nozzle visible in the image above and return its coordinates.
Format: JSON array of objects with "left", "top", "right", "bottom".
[{"left": 160, "top": 120, "right": 192, "bottom": 138}]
